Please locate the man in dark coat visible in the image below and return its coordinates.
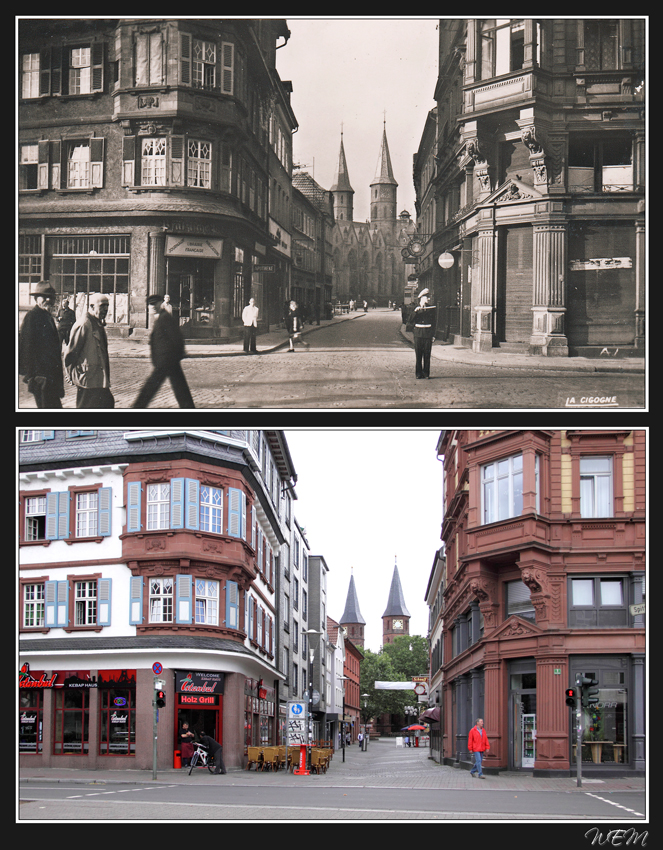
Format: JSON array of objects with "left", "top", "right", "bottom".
[
  {"left": 19, "top": 281, "right": 65, "bottom": 408},
  {"left": 199, "top": 734, "right": 227, "bottom": 774},
  {"left": 406, "top": 289, "right": 437, "bottom": 379},
  {"left": 133, "top": 294, "right": 195, "bottom": 408}
]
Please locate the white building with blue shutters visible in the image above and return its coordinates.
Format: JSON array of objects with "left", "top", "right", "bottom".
[{"left": 19, "top": 428, "right": 297, "bottom": 771}]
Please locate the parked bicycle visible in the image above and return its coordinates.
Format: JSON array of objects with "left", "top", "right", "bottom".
[{"left": 188, "top": 742, "right": 214, "bottom": 774}]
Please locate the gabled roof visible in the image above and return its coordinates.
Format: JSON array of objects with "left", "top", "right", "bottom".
[
  {"left": 382, "top": 564, "right": 411, "bottom": 618},
  {"left": 339, "top": 574, "right": 366, "bottom": 625}
]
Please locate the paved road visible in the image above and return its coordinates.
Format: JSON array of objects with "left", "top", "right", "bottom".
[
  {"left": 17, "top": 311, "right": 645, "bottom": 409},
  {"left": 19, "top": 741, "right": 647, "bottom": 823}
]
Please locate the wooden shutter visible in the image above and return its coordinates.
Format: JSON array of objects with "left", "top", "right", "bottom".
[
  {"left": 45, "top": 580, "right": 58, "bottom": 627},
  {"left": 46, "top": 491, "right": 69, "bottom": 540},
  {"left": 126, "top": 481, "right": 142, "bottom": 532},
  {"left": 170, "top": 478, "right": 184, "bottom": 529},
  {"left": 185, "top": 479, "right": 199, "bottom": 530},
  {"left": 39, "top": 48, "right": 52, "bottom": 95},
  {"left": 91, "top": 42, "right": 104, "bottom": 92},
  {"left": 227, "top": 487, "right": 244, "bottom": 538},
  {"left": 221, "top": 42, "right": 234, "bottom": 95},
  {"left": 170, "top": 135, "right": 185, "bottom": 186},
  {"left": 90, "top": 137, "right": 104, "bottom": 188},
  {"left": 176, "top": 574, "right": 192, "bottom": 624},
  {"left": 98, "top": 486, "right": 112, "bottom": 536},
  {"left": 97, "top": 578, "right": 112, "bottom": 626},
  {"left": 129, "top": 576, "right": 144, "bottom": 625},
  {"left": 226, "top": 580, "right": 239, "bottom": 629},
  {"left": 38, "top": 140, "right": 50, "bottom": 190},
  {"left": 122, "top": 135, "right": 136, "bottom": 187},
  {"left": 56, "top": 580, "right": 69, "bottom": 626},
  {"left": 180, "top": 32, "right": 191, "bottom": 85}
]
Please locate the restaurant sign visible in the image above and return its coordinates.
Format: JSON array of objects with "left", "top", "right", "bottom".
[
  {"left": 175, "top": 670, "right": 225, "bottom": 695},
  {"left": 166, "top": 235, "right": 223, "bottom": 259}
]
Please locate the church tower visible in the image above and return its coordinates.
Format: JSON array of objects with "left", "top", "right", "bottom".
[
  {"left": 339, "top": 571, "right": 365, "bottom": 648},
  {"left": 330, "top": 132, "right": 354, "bottom": 222},
  {"left": 382, "top": 559, "right": 410, "bottom": 645},
  {"left": 370, "top": 122, "right": 398, "bottom": 226}
]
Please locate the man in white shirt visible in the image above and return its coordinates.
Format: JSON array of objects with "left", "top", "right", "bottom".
[{"left": 242, "top": 297, "right": 259, "bottom": 354}]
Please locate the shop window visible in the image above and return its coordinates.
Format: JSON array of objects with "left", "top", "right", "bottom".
[
  {"left": 570, "top": 668, "right": 628, "bottom": 765},
  {"left": 569, "top": 577, "right": 628, "bottom": 627},
  {"left": 568, "top": 136, "right": 634, "bottom": 193},
  {"left": 53, "top": 688, "right": 90, "bottom": 754},
  {"left": 580, "top": 456, "right": 613, "bottom": 517},
  {"left": 19, "top": 689, "right": 44, "bottom": 753},
  {"left": 99, "top": 686, "right": 136, "bottom": 755}
]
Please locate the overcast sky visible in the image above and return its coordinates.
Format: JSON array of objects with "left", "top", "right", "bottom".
[
  {"left": 284, "top": 429, "right": 443, "bottom": 652},
  {"left": 276, "top": 17, "right": 440, "bottom": 222}
]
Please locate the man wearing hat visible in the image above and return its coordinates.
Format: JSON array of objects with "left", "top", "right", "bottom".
[
  {"left": 19, "top": 281, "right": 65, "bottom": 408},
  {"left": 132, "top": 294, "right": 195, "bottom": 408},
  {"left": 406, "top": 289, "right": 437, "bottom": 379}
]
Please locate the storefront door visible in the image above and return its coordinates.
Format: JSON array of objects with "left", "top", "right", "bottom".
[{"left": 509, "top": 662, "right": 537, "bottom": 770}]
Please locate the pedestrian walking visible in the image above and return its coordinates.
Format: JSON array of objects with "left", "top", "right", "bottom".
[
  {"left": 468, "top": 717, "right": 490, "bottom": 779},
  {"left": 19, "top": 281, "right": 65, "bottom": 408},
  {"left": 132, "top": 294, "right": 195, "bottom": 408},
  {"left": 242, "top": 296, "right": 259, "bottom": 354},
  {"left": 199, "top": 734, "right": 227, "bottom": 774},
  {"left": 406, "top": 289, "right": 437, "bottom": 379},
  {"left": 357, "top": 732, "right": 363, "bottom": 747},
  {"left": 285, "top": 300, "right": 308, "bottom": 352},
  {"left": 64, "top": 293, "right": 114, "bottom": 408},
  {"left": 161, "top": 293, "right": 173, "bottom": 314},
  {"left": 56, "top": 296, "right": 76, "bottom": 345}
]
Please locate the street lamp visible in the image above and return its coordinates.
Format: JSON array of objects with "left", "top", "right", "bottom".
[{"left": 303, "top": 629, "right": 322, "bottom": 774}]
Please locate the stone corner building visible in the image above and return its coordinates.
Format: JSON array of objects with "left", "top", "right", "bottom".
[{"left": 414, "top": 19, "right": 645, "bottom": 358}]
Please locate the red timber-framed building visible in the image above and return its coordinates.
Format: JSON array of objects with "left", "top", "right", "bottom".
[
  {"left": 436, "top": 429, "right": 645, "bottom": 776},
  {"left": 19, "top": 428, "right": 296, "bottom": 771}
]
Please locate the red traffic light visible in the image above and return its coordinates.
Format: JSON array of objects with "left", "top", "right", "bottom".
[
  {"left": 565, "top": 688, "right": 575, "bottom": 698},
  {"left": 156, "top": 690, "right": 166, "bottom": 707}
]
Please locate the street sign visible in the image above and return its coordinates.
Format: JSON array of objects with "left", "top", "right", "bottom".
[
  {"left": 286, "top": 701, "right": 307, "bottom": 747},
  {"left": 630, "top": 603, "right": 646, "bottom": 616},
  {"left": 152, "top": 662, "right": 162, "bottom": 675}
]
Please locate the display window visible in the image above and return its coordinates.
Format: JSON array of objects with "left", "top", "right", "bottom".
[
  {"left": 19, "top": 689, "right": 43, "bottom": 753},
  {"left": 53, "top": 688, "right": 90, "bottom": 754}
]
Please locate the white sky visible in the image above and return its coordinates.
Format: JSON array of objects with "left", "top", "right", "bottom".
[
  {"left": 276, "top": 17, "right": 440, "bottom": 222},
  {"left": 284, "top": 429, "right": 443, "bottom": 652}
]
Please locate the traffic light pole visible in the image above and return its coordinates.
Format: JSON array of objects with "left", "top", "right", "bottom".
[
  {"left": 575, "top": 678, "right": 583, "bottom": 788},
  {"left": 153, "top": 676, "right": 158, "bottom": 781}
]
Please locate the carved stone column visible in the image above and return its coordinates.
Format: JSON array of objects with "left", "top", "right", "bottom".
[
  {"left": 473, "top": 225, "right": 495, "bottom": 353},
  {"left": 530, "top": 223, "right": 569, "bottom": 356}
]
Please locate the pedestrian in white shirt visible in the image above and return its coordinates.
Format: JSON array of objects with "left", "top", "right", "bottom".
[{"left": 242, "top": 297, "right": 259, "bottom": 354}]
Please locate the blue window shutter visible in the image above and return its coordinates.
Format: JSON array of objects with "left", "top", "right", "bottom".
[
  {"left": 227, "top": 487, "right": 241, "bottom": 537},
  {"left": 251, "top": 505, "right": 256, "bottom": 549},
  {"left": 129, "top": 576, "right": 143, "bottom": 625},
  {"left": 176, "top": 574, "right": 192, "bottom": 624},
  {"left": 98, "top": 487, "right": 112, "bottom": 537},
  {"left": 56, "top": 580, "right": 69, "bottom": 626},
  {"left": 45, "top": 580, "right": 57, "bottom": 627},
  {"left": 170, "top": 478, "right": 184, "bottom": 529},
  {"left": 185, "top": 479, "right": 200, "bottom": 530},
  {"left": 226, "top": 580, "right": 239, "bottom": 629},
  {"left": 127, "top": 482, "right": 142, "bottom": 532},
  {"left": 42, "top": 430, "right": 55, "bottom": 440},
  {"left": 98, "top": 578, "right": 112, "bottom": 626},
  {"left": 241, "top": 492, "right": 246, "bottom": 540},
  {"left": 46, "top": 491, "right": 70, "bottom": 540}
]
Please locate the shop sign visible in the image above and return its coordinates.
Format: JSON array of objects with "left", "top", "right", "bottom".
[
  {"left": 269, "top": 218, "right": 291, "bottom": 257},
  {"left": 166, "top": 235, "right": 223, "bottom": 258},
  {"left": 175, "top": 670, "right": 224, "bottom": 695},
  {"left": 179, "top": 694, "right": 219, "bottom": 706},
  {"left": 19, "top": 663, "right": 56, "bottom": 689},
  {"left": 59, "top": 671, "right": 98, "bottom": 689},
  {"left": 630, "top": 603, "right": 646, "bottom": 616},
  {"left": 569, "top": 256, "right": 632, "bottom": 271}
]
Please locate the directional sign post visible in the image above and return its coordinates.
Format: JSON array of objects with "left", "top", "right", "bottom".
[{"left": 287, "top": 700, "right": 309, "bottom": 775}]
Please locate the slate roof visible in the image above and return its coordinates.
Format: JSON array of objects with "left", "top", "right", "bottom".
[
  {"left": 339, "top": 574, "right": 365, "bottom": 625},
  {"left": 382, "top": 564, "right": 411, "bottom": 618}
]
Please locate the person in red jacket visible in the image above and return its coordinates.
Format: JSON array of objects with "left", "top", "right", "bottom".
[{"left": 468, "top": 718, "right": 490, "bottom": 779}]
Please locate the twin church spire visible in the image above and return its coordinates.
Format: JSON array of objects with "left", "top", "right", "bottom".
[
  {"left": 331, "top": 122, "right": 397, "bottom": 225},
  {"left": 339, "top": 559, "right": 410, "bottom": 649}
]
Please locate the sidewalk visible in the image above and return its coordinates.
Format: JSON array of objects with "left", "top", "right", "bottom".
[
  {"left": 106, "top": 309, "right": 645, "bottom": 374},
  {"left": 19, "top": 740, "right": 646, "bottom": 793}
]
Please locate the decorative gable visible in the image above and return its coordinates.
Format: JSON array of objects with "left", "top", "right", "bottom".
[
  {"left": 485, "top": 177, "right": 543, "bottom": 205},
  {"left": 487, "top": 613, "right": 544, "bottom": 641}
]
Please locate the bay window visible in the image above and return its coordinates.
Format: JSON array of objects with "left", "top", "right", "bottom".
[
  {"left": 149, "top": 577, "right": 174, "bottom": 623},
  {"left": 580, "top": 456, "right": 613, "bottom": 517},
  {"left": 195, "top": 579, "right": 218, "bottom": 625},
  {"left": 481, "top": 452, "right": 539, "bottom": 524},
  {"left": 147, "top": 483, "right": 170, "bottom": 529}
]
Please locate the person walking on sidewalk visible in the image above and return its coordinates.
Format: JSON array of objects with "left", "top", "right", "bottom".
[
  {"left": 285, "top": 300, "right": 308, "bottom": 352},
  {"left": 468, "top": 718, "right": 490, "bottom": 778},
  {"left": 132, "top": 294, "right": 195, "bottom": 408},
  {"left": 242, "top": 296, "right": 259, "bottom": 354},
  {"left": 64, "top": 293, "right": 114, "bottom": 408},
  {"left": 19, "top": 281, "right": 65, "bottom": 408}
]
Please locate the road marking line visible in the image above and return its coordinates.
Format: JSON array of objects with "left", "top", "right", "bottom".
[{"left": 585, "top": 792, "right": 645, "bottom": 818}]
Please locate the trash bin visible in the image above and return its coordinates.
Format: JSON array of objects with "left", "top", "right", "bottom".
[{"left": 174, "top": 749, "right": 182, "bottom": 769}]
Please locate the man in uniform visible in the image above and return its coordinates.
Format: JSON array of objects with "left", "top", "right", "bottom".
[{"left": 406, "top": 289, "right": 437, "bottom": 378}]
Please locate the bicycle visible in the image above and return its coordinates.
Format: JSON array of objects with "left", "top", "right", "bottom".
[{"left": 188, "top": 742, "right": 215, "bottom": 774}]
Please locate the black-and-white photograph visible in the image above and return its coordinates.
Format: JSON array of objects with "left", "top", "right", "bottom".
[{"left": 17, "top": 17, "right": 646, "bottom": 409}]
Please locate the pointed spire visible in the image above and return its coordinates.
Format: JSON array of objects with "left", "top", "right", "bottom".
[
  {"left": 330, "top": 131, "right": 354, "bottom": 193},
  {"left": 382, "top": 559, "right": 410, "bottom": 618},
  {"left": 340, "top": 571, "right": 366, "bottom": 625},
  {"left": 372, "top": 122, "right": 397, "bottom": 186}
]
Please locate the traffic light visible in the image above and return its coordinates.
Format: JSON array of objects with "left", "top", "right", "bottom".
[
  {"left": 565, "top": 688, "right": 576, "bottom": 708},
  {"left": 578, "top": 675, "right": 599, "bottom": 709},
  {"left": 156, "top": 690, "right": 166, "bottom": 708}
]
